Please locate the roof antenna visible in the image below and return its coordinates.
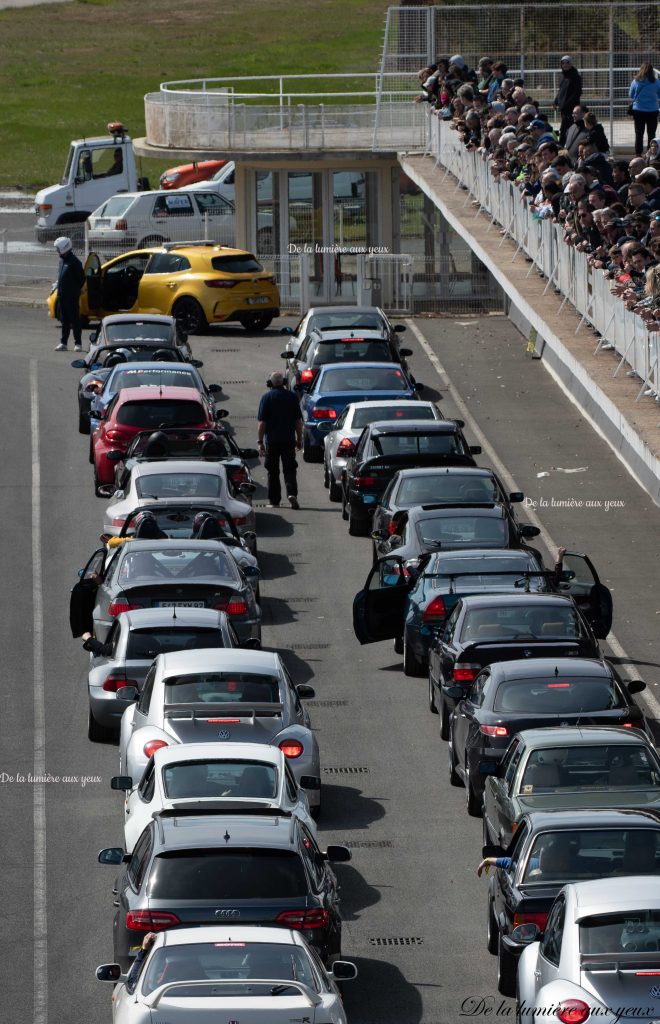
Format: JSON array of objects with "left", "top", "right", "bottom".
[{"left": 172, "top": 604, "right": 177, "bottom": 619}]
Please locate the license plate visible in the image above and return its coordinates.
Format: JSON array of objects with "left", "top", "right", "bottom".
[
  {"left": 156, "top": 601, "right": 205, "bottom": 608},
  {"left": 247, "top": 296, "right": 269, "bottom": 305},
  {"left": 95, "top": 219, "right": 111, "bottom": 226}
]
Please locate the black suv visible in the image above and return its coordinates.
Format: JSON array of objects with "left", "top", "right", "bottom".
[{"left": 99, "top": 812, "right": 351, "bottom": 969}]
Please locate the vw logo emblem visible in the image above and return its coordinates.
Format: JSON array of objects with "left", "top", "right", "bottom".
[
  {"left": 650, "top": 985, "right": 660, "bottom": 998},
  {"left": 215, "top": 909, "right": 240, "bottom": 919},
  {"left": 218, "top": 729, "right": 231, "bottom": 740}
]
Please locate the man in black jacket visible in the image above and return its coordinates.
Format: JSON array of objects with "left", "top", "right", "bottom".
[
  {"left": 54, "top": 236, "right": 86, "bottom": 352},
  {"left": 257, "top": 370, "right": 303, "bottom": 509},
  {"left": 554, "top": 56, "right": 583, "bottom": 145}
]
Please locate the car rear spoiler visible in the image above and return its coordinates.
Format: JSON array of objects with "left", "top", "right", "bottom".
[
  {"left": 461, "top": 640, "right": 581, "bottom": 652},
  {"left": 420, "top": 568, "right": 556, "bottom": 592},
  {"left": 156, "top": 800, "right": 287, "bottom": 816},
  {"left": 163, "top": 702, "right": 283, "bottom": 720},
  {"left": 366, "top": 453, "right": 475, "bottom": 468},
  {"left": 580, "top": 950, "right": 660, "bottom": 972},
  {"left": 145, "top": 978, "right": 321, "bottom": 1009}
]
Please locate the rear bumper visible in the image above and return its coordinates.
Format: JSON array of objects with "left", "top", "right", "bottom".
[{"left": 88, "top": 685, "right": 133, "bottom": 729}]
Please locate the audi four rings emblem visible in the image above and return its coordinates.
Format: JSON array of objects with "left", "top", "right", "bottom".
[{"left": 215, "top": 909, "right": 240, "bottom": 919}]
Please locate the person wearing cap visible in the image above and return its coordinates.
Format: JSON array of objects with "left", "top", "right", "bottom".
[
  {"left": 53, "top": 237, "right": 85, "bottom": 352},
  {"left": 256, "top": 371, "right": 303, "bottom": 510},
  {"left": 529, "top": 118, "right": 556, "bottom": 148},
  {"left": 554, "top": 56, "right": 583, "bottom": 146},
  {"left": 629, "top": 64, "right": 660, "bottom": 156}
]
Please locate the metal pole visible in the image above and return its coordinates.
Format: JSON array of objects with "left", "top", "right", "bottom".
[
  {"left": 519, "top": 7, "right": 525, "bottom": 81},
  {"left": 608, "top": 5, "right": 615, "bottom": 154},
  {"left": 427, "top": 5, "right": 434, "bottom": 66}
]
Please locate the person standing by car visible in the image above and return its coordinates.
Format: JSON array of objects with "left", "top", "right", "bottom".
[
  {"left": 554, "top": 56, "right": 583, "bottom": 146},
  {"left": 629, "top": 63, "right": 660, "bottom": 156},
  {"left": 257, "top": 370, "right": 303, "bottom": 509},
  {"left": 53, "top": 236, "right": 85, "bottom": 352}
]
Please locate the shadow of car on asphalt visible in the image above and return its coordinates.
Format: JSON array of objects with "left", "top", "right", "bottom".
[
  {"left": 333, "top": 862, "right": 382, "bottom": 922},
  {"left": 343, "top": 956, "right": 424, "bottom": 1023},
  {"left": 254, "top": 511, "right": 294, "bottom": 537},
  {"left": 256, "top": 550, "right": 297, "bottom": 580},
  {"left": 319, "top": 782, "right": 387, "bottom": 829}
]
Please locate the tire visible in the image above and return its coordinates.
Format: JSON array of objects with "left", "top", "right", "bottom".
[
  {"left": 393, "top": 636, "right": 403, "bottom": 656},
  {"left": 310, "top": 799, "right": 321, "bottom": 821},
  {"left": 89, "top": 435, "right": 95, "bottom": 465},
  {"left": 482, "top": 814, "right": 491, "bottom": 848},
  {"left": 302, "top": 433, "right": 321, "bottom": 464},
  {"left": 487, "top": 898, "right": 499, "bottom": 955},
  {"left": 340, "top": 491, "right": 349, "bottom": 521},
  {"left": 428, "top": 674, "right": 438, "bottom": 714},
  {"left": 465, "top": 756, "right": 482, "bottom": 817},
  {"left": 78, "top": 405, "right": 90, "bottom": 435},
  {"left": 328, "top": 476, "right": 341, "bottom": 502},
  {"left": 323, "top": 461, "right": 330, "bottom": 488},
  {"left": 173, "top": 297, "right": 208, "bottom": 335},
  {"left": 87, "top": 707, "right": 115, "bottom": 743},
  {"left": 137, "top": 234, "right": 165, "bottom": 248},
  {"left": 348, "top": 505, "right": 368, "bottom": 537},
  {"left": 403, "top": 634, "right": 425, "bottom": 677},
  {"left": 240, "top": 313, "right": 273, "bottom": 331},
  {"left": 497, "top": 934, "right": 517, "bottom": 997},
  {"left": 448, "top": 730, "right": 461, "bottom": 787},
  {"left": 439, "top": 695, "right": 450, "bottom": 741}
]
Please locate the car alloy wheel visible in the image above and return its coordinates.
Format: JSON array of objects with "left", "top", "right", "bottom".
[{"left": 173, "top": 297, "right": 208, "bottom": 335}]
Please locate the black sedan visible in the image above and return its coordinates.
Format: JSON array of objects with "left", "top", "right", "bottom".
[
  {"left": 429, "top": 590, "right": 613, "bottom": 739},
  {"left": 482, "top": 808, "right": 660, "bottom": 996},
  {"left": 281, "top": 327, "right": 413, "bottom": 392},
  {"left": 341, "top": 419, "right": 481, "bottom": 536},
  {"left": 448, "top": 657, "right": 645, "bottom": 816}
]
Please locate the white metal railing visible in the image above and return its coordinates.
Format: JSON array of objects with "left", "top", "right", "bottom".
[{"left": 428, "top": 116, "right": 659, "bottom": 402}]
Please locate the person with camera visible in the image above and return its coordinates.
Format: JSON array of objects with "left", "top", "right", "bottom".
[{"left": 257, "top": 370, "right": 303, "bottom": 509}]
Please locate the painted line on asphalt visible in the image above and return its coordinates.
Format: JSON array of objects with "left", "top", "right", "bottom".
[
  {"left": 31, "top": 359, "right": 47, "bottom": 1024},
  {"left": 406, "top": 319, "right": 660, "bottom": 720}
]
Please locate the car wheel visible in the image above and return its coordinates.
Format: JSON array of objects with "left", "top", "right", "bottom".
[
  {"left": 173, "top": 297, "right": 208, "bottom": 335},
  {"left": 137, "top": 234, "right": 165, "bottom": 248},
  {"left": 328, "top": 475, "right": 341, "bottom": 502},
  {"left": 439, "top": 695, "right": 450, "bottom": 740},
  {"left": 403, "top": 634, "right": 425, "bottom": 677},
  {"left": 310, "top": 798, "right": 321, "bottom": 821},
  {"left": 78, "top": 404, "right": 90, "bottom": 435},
  {"left": 240, "top": 312, "right": 273, "bottom": 331},
  {"left": 465, "top": 757, "right": 482, "bottom": 818},
  {"left": 497, "top": 934, "right": 517, "bottom": 997},
  {"left": 482, "top": 814, "right": 491, "bottom": 848},
  {"left": 428, "top": 675, "right": 438, "bottom": 714},
  {"left": 93, "top": 465, "right": 104, "bottom": 498},
  {"left": 88, "top": 435, "right": 95, "bottom": 464},
  {"left": 448, "top": 729, "right": 461, "bottom": 787},
  {"left": 87, "top": 707, "right": 115, "bottom": 744},
  {"left": 348, "top": 505, "right": 367, "bottom": 536},
  {"left": 302, "top": 434, "right": 321, "bottom": 463},
  {"left": 487, "top": 898, "right": 499, "bottom": 955},
  {"left": 323, "top": 461, "right": 330, "bottom": 488},
  {"left": 340, "top": 491, "right": 349, "bottom": 521},
  {"left": 393, "top": 635, "right": 403, "bottom": 655}
]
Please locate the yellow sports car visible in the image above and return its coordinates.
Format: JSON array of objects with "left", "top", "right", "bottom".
[{"left": 47, "top": 242, "right": 280, "bottom": 334}]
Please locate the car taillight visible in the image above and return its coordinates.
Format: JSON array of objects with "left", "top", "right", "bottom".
[
  {"left": 108, "top": 602, "right": 143, "bottom": 617},
  {"left": 224, "top": 600, "right": 248, "bottom": 616},
  {"left": 115, "top": 220, "right": 128, "bottom": 231},
  {"left": 311, "top": 408, "right": 337, "bottom": 420},
  {"left": 556, "top": 1000, "right": 590, "bottom": 1024},
  {"left": 126, "top": 910, "right": 180, "bottom": 932},
  {"left": 336, "top": 438, "right": 355, "bottom": 457},
  {"left": 232, "top": 516, "right": 248, "bottom": 527},
  {"left": 102, "top": 675, "right": 138, "bottom": 693},
  {"left": 204, "top": 279, "right": 237, "bottom": 288},
  {"left": 229, "top": 467, "right": 249, "bottom": 485},
  {"left": 423, "top": 596, "right": 447, "bottom": 622},
  {"left": 104, "top": 429, "right": 131, "bottom": 444},
  {"left": 275, "top": 908, "right": 329, "bottom": 930},
  {"left": 622, "top": 722, "right": 634, "bottom": 728},
  {"left": 353, "top": 475, "right": 378, "bottom": 488},
  {"left": 279, "top": 739, "right": 304, "bottom": 759},
  {"left": 480, "top": 724, "right": 509, "bottom": 738},
  {"left": 299, "top": 369, "right": 317, "bottom": 384},
  {"left": 143, "top": 739, "right": 168, "bottom": 758},
  {"left": 453, "top": 665, "right": 479, "bottom": 682},
  {"left": 513, "top": 911, "right": 548, "bottom": 930},
  {"left": 111, "top": 517, "right": 126, "bottom": 528}
]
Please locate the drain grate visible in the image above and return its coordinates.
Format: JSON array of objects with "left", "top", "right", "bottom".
[
  {"left": 289, "top": 597, "right": 317, "bottom": 603},
  {"left": 289, "top": 643, "right": 331, "bottom": 650},
  {"left": 368, "top": 937, "right": 423, "bottom": 947},
  {"left": 345, "top": 840, "right": 393, "bottom": 848},
  {"left": 221, "top": 379, "right": 249, "bottom": 385},
  {"left": 322, "top": 766, "right": 370, "bottom": 775},
  {"left": 306, "top": 699, "right": 350, "bottom": 708},
  {"left": 211, "top": 348, "right": 240, "bottom": 352}
]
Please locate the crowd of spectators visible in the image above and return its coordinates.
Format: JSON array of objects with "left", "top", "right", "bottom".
[{"left": 416, "top": 55, "right": 660, "bottom": 340}]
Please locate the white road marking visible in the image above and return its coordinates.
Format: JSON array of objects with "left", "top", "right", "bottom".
[
  {"left": 31, "top": 359, "right": 47, "bottom": 1024},
  {"left": 406, "top": 319, "right": 660, "bottom": 719}
]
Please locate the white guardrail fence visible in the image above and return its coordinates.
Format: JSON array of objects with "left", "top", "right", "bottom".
[{"left": 428, "top": 114, "right": 660, "bottom": 402}]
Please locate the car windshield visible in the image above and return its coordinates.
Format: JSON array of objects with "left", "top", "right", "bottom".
[
  {"left": 211, "top": 255, "right": 263, "bottom": 273},
  {"left": 164, "top": 671, "right": 280, "bottom": 705},
  {"left": 104, "top": 322, "right": 173, "bottom": 342},
  {"left": 141, "top": 941, "right": 317, "bottom": 997},
  {"left": 162, "top": 760, "right": 278, "bottom": 800},
  {"left": 580, "top": 910, "right": 660, "bottom": 954},
  {"left": 136, "top": 473, "right": 222, "bottom": 499},
  {"left": 520, "top": 744, "right": 660, "bottom": 793},
  {"left": 521, "top": 828, "right": 660, "bottom": 883},
  {"left": 494, "top": 677, "right": 624, "bottom": 714},
  {"left": 462, "top": 604, "right": 580, "bottom": 641},
  {"left": 118, "top": 548, "right": 237, "bottom": 582},
  {"left": 313, "top": 340, "right": 391, "bottom": 365},
  {"left": 147, "top": 849, "right": 308, "bottom": 899},
  {"left": 352, "top": 406, "right": 434, "bottom": 428},
  {"left": 375, "top": 433, "right": 460, "bottom": 457},
  {"left": 310, "top": 311, "right": 385, "bottom": 332},
  {"left": 426, "top": 552, "right": 539, "bottom": 586},
  {"left": 111, "top": 368, "right": 196, "bottom": 391},
  {"left": 415, "top": 515, "right": 507, "bottom": 548},
  {"left": 318, "top": 367, "right": 408, "bottom": 393},
  {"left": 116, "top": 400, "right": 205, "bottom": 428},
  {"left": 397, "top": 475, "right": 497, "bottom": 505},
  {"left": 126, "top": 627, "right": 227, "bottom": 659}
]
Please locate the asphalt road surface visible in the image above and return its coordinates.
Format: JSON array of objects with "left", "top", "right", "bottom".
[{"left": 1, "top": 305, "right": 659, "bottom": 1024}]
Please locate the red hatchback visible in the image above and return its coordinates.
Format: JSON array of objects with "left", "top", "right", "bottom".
[{"left": 92, "top": 386, "right": 215, "bottom": 494}]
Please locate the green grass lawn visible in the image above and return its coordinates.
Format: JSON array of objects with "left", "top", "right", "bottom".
[{"left": 0, "top": 0, "right": 391, "bottom": 188}]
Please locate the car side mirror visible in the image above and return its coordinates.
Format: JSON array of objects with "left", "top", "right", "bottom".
[
  {"left": 110, "top": 775, "right": 133, "bottom": 791},
  {"left": 444, "top": 684, "right": 465, "bottom": 701},
  {"left": 280, "top": 326, "right": 295, "bottom": 335},
  {"left": 88, "top": 331, "right": 98, "bottom": 344},
  {"left": 482, "top": 843, "right": 505, "bottom": 859},
  {"left": 454, "top": 419, "right": 465, "bottom": 428},
  {"left": 98, "top": 847, "right": 129, "bottom": 865},
  {"left": 97, "top": 484, "right": 116, "bottom": 498},
  {"left": 505, "top": 923, "right": 541, "bottom": 950},
  {"left": 96, "top": 964, "right": 124, "bottom": 982},
  {"left": 281, "top": 350, "right": 295, "bottom": 359},
  {"left": 240, "top": 448, "right": 259, "bottom": 459},
  {"left": 208, "top": 384, "right": 222, "bottom": 394},
  {"left": 112, "top": 490, "right": 124, "bottom": 501},
  {"left": 238, "top": 482, "right": 256, "bottom": 495},
  {"left": 117, "top": 685, "right": 138, "bottom": 702},
  {"left": 559, "top": 569, "right": 575, "bottom": 582},
  {"left": 628, "top": 679, "right": 646, "bottom": 694},
  {"left": 394, "top": 324, "right": 406, "bottom": 333},
  {"left": 296, "top": 683, "right": 316, "bottom": 699},
  {"left": 330, "top": 961, "right": 358, "bottom": 981},
  {"left": 399, "top": 347, "right": 413, "bottom": 357},
  {"left": 192, "top": 359, "right": 204, "bottom": 368},
  {"left": 325, "top": 845, "right": 352, "bottom": 863},
  {"left": 520, "top": 525, "right": 541, "bottom": 538},
  {"left": 71, "top": 359, "right": 87, "bottom": 369},
  {"left": 509, "top": 491, "right": 524, "bottom": 503},
  {"left": 300, "top": 775, "right": 321, "bottom": 790},
  {"left": 469, "top": 445, "right": 482, "bottom": 455},
  {"left": 106, "top": 450, "right": 124, "bottom": 462},
  {"left": 215, "top": 409, "right": 229, "bottom": 420},
  {"left": 371, "top": 529, "right": 388, "bottom": 541},
  {"left": 240, "top": 637, "right": 262, "bottom": 649}
]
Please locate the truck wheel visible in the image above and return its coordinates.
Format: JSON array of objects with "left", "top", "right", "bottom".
[{"left": 173, "top": 297, "right": 208, "bottom": 335}]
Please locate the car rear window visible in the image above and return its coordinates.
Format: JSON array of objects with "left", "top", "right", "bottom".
[
  {"left": 318, "top": 367, "right": 407, "bottom": 393},
  {"left": 313, "top": 341, "right": 391, "bottom": 365},
  {"left": 126, "top": 628, "right": 226, "bottom": 660},
  {"left": 148, "top": 849, "right": 308, "bottom": 899},
  {"left": 375, "top": 432, "right": 460, "bottom": 457},
  {"left": 580, "top": 909, "right": 660, "bottom": 954},
  {"left": 104, "top": 323, "right": 173, "bottom": 343},
  {"left": 97, "top": 196, "right": 133, "bottom": 217},
  {"left": 141, "top": 942, "right": 316, "bottom": 997},
  {"left": 162, "top": 760, "right": 277, "bottom": 800},
  {"left": 116, "top": 399, "right": 206, "bottom": 428},
  {"left": 521, "top": 828, "right": 660, "bottom": 884},
  {"left": 463, "top": 604, "right": 580, "bottom": 641},
  {"left": 135, "top": 473, "right": 221, "bottom": 499},
  {"left": 310, "top": 312, "right": 385, "bottom": 332},
  {"left": 494, "top": 676, "right": 624, "bottom": 714},
  {"left": 118, "top": 548, "right": 237, "bottom": 583},
  {"left": 415, "top": 514, "right": 508, "bottom": 548},
  {"left": 113, "top": 368, "right": 196, "bottom": 391},
  {"left": 426, "top": 552, "right": 540, "bottom": 589},
  {"left": 211, "top": 254, "right": 263, "bottom": 274},
  {"left": 164, "top": 672, "right": 280, "bottom": 705},
  {"left": 352, "top": 405, "right": 434, "bottom": 428},
  {"left": 520, "top": 744, "right": 660, "bottom": 793},
  {"left": 397, "top": 475, "right": 497, "bottom": 505}
]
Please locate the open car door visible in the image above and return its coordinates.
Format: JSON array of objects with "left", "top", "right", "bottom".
[
  {"left": 83, "top": 252, "right": 103, "bottom": 315},
  {"left": 559, "top": 551, "right": 613, "bottom": 639},
  {"left": 69, "top": 547, "right": 106, "bottom": 637},
  {"left": 353, "top": 556, "right": 414, "bottom": 644}
]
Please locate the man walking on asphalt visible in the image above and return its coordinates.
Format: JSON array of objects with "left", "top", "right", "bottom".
[
  {"left": 554, "top": 56, "right": 583, "bottom": 146},
  {"left": 53, "top": 236, "right": 85, "bottom": 351},
  {"left": 257, "top": 370, "right": 302, "bottom": 509}
]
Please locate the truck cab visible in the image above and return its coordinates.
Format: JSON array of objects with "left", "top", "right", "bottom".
[{"left": 34, "top": 123, "right": 147, "bottom": 241}]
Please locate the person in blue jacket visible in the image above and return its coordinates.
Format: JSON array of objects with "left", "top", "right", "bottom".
[{"left": 629, "top": 63, "right": 660, "bottom": 156}]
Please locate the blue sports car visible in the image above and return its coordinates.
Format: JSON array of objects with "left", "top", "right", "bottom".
[{"left": 300, "top": 362, "right": 422, "bottom": 461}]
